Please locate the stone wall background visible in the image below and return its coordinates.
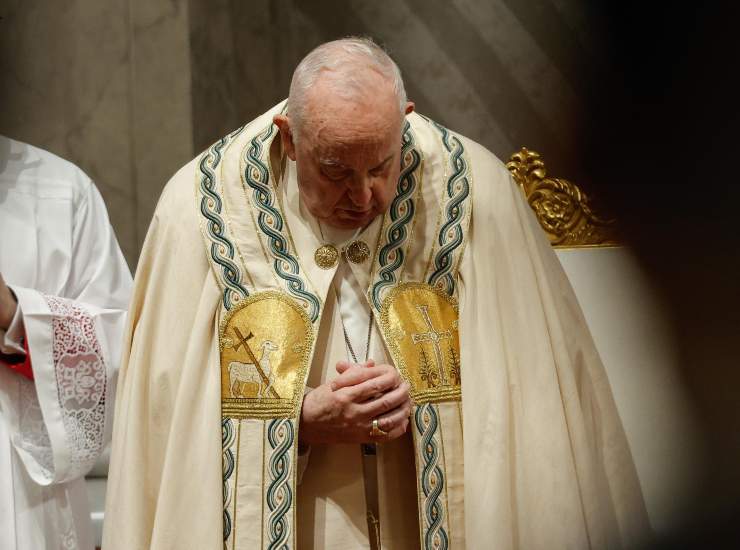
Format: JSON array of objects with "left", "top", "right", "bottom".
[
  {"left": 1, "top": 0, "right": 597, "bottom": 268},
  {"left": 1, "top": 0, "right": 193, "bottom": 268}
]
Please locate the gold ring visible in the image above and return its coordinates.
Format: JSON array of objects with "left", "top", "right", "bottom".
[{"left": 370, "top": 419, "right": 388, "bottom": 438}]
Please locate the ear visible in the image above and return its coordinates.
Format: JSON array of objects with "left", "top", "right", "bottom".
[
  {"left": 404, "top": 101, "right": 415, "bottom": 115},
  {"left": 273, "top": 114, "right": 296, "bottom": 161}
]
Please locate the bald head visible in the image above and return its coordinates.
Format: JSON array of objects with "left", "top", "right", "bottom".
[
  {"left": 287, "top": 37, "right": 408, "bottom": 140},
  {"left": 273, "top": 38, "right": 414, "bottom": 230}
]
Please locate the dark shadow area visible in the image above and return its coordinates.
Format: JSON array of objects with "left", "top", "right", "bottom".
[
  {"left": 581, "top": 2, "right": 740, "bottom": 547},
  {"left": 500, "top": 0, "right": 602, "bottom": 99}
]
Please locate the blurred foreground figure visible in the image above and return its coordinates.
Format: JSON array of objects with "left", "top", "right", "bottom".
[
  {"left": 0, "top": 136, "right": 132, "bottom": 550},
  {"left": 104, "top": 38, "right": 648, "bottom": 549},
  {"left": 584, "top": 2, "right": 740, "bottom": 548}
]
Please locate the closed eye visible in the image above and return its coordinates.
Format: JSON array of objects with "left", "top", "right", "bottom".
[
  {"left": 369, "top": 165, "right": 389, "bottom": 177},
  {"left": 369, "top": 156, "right": 393, "bottom": 177},
  {"left": 322, "top": 167, "right": 351, "bottom": 181}
]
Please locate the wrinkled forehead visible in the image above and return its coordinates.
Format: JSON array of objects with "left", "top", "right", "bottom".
[
  {"left": 307, "top": 123, "right": 403, "bottom": 169},
  {"left": 303, "top": 75, "right": 401, "bottom": 129},
  {"left": 303, "top": 101, "right": 403, "bottom": 161}
]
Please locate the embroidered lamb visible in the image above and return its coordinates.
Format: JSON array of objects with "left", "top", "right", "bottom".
[{"left": 228, "top": 340, "right": 279, "bottom": 398}]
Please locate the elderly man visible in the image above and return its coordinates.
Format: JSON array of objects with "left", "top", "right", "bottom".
[
  {"left": 104, "top": 38, "right": 648, "bottom": 549},
  {"left": 0, "top": 136, "right": 132, "bottom": 549}
]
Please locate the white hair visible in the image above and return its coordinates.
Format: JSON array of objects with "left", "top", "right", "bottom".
[{"left": 287, "top": 37, "right": 407, "bottom": 137}]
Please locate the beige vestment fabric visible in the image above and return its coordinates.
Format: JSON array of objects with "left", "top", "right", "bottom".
[{"left": 103, "top": 103, "right": 648, "bottom": 549}]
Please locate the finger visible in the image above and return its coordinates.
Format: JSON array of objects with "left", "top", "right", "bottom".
[
  {"left": 335, "top": 360, "right": 352, "bottom": 374},
  {"left": 375, "top": 400, "right": 412, "bottom": 433},
  {"left": 344, "top": 368, "right": 402, "bottom": 403},
  {"left": 385, "top": 419, "right": 410, "bottom": 440},
  {"left": 368, "top": 413, "right": 410, "bottom": 443},
  {"left": 330, "top": 365, "right": 373, "bottom": 391},
  {"left": 335, "top": 360, "right": 372, "bottom": 375},
  {"left": 331, "top": 364, "right": 388, "bottom": 391},
  {"left": 382, "top": 417, "right": 410, "bottom": 441},
  {"left": 359, "top": 381, "right": 410, "bottom": 418},
  {"left": 336, "top": 358, "right": 374, "bottom": 374},
  {"left": 333, "top": 361, "right": 366, "bottom": 383}
]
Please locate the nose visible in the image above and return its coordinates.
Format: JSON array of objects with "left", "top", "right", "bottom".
[{"left": 346, "top": 177, "right": 373, "bottom": 209}]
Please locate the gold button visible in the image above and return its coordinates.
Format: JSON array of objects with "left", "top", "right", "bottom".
[
  {"left": 345, "top": 240, "right": 370, "bottom": 264},
  {"left": 314, "top": 244, "right": 339, "bottom": 269}
]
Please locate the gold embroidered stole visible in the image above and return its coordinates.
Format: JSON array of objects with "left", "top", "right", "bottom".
[
  {"left": 196, "top": 103, "right": 472, "bottom": 549},
  {"left": 368, "top": 118, "right": 472, "bottom": 550},
  {"left": 197, "top": 104, "right": 323, "bottom": 549}
]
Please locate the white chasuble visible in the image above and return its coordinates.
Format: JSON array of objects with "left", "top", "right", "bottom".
[
  {"left": 104, "top": 102, "right": 649, "bottom": 550},
  {"left": 0, "top": 137, "right": 132, "bottom": 550}
]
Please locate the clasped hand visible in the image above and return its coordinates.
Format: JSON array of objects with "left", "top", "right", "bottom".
[
  {"left": 0, "top": 273, "right": 17, "bottom": 331},
  {"left": 299, "top": 360, "right": 412, "bottom": 445}
]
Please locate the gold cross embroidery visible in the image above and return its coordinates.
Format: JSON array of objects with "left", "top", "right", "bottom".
[
  {"left": 232, "top": 327, "right": 254, "bottom": 354},
  {"left": 411, "top": 304, "right": 452, "bottom": 386}
]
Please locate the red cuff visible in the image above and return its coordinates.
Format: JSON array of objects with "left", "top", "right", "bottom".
[{"left": 1, "top": 337, "right": 33, "bottom": 380}]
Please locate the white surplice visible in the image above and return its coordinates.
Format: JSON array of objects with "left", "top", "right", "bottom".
[{"left": 0, "top": 137, "right": 132, "bottom": 550}]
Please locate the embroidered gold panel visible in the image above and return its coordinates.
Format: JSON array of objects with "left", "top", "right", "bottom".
[
  {"left": 380, "top": 283, "right": 461, "bottom": 404},
  {"left": 219, "top": 291, "right": 314, "bottom": 418},
  {"left": 506, "top": 147, "right": 621, "bottom": 248}
]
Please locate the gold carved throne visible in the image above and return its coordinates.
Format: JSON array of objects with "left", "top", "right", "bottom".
[{"left": 506, "top": 147, "right": 619, "bottom": 248}]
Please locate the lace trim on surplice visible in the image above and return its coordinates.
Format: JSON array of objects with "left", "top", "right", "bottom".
[{"left": 45, "top": 295, "right": 107, "bottom": 478}]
